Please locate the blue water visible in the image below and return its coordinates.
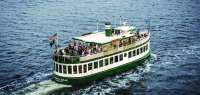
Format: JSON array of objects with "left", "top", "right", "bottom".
[{"left": 0, "top": 0, "right": 200, "bottom": 94}]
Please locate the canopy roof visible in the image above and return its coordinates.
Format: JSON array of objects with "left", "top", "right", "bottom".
[{"left": 73, "top": 26, "right": 136, "bottom": 44}]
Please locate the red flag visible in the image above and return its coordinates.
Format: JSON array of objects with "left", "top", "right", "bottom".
[{"left": 49, "top": 33, "right": 57, "bottom": 40}]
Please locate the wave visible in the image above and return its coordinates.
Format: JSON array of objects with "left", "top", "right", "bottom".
[{"left": 11, "top": 80, "right": 71, "bottom": 95}]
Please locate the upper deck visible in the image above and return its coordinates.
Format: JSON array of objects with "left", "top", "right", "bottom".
[
  {"left": 53, "top": 30, "right": 150, "bottom": 64},
  {"left": 53, "top": 21, "right": 150, "bottom": 64}
]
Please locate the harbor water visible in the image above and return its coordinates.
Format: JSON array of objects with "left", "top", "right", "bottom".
[{"left": 0, "top": 0, "right": 200, "bottom": 94}]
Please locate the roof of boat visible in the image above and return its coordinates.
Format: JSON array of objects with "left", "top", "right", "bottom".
[{"left": 73, "top": 26, "right": 137, "bottom": 44}]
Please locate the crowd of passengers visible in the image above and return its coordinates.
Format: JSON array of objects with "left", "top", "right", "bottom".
[
  {"left": 56, "top": 30, "right": 148, "bottom": 57},
  {"left": 56, "top": 42, "right": 102, "bottom": 57}
]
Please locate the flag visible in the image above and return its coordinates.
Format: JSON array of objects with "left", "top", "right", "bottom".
[
  {"left": 49, "top": 39, "right": 55, "bottom": 47},
  {"left": 49, "top": 33, "right": 57, "bottom": 40}
]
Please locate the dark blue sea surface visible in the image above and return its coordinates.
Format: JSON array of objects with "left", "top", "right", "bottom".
[{"left": 0, "top": 0, "right": 200, "bottom": 95}]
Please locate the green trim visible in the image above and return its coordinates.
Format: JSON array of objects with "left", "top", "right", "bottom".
[{"left": 53, "top": 50, "right": 151, "bottom": 85}]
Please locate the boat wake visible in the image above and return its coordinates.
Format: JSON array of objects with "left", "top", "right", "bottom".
[{"left": 11, "top": 80, "right": 71, "bottom": 95}]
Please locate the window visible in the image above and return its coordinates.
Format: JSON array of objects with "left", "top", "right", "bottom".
[
  {"left": 88, "top": 63, "right": 92, "bottom": 71},
  {"left": 73, "top": 66, "right": 77, "bottom": 74},
  {"left": 143, "top": 46, "right": 146, "bottom": 52},
  {"left": 133, "top": 50, "right": 136, "bottom": 57},
  {"left": 99, "top": 60, "right": 103, "bottom": 67},
  {"left": 137, "top": 49, "right": 139, "bottom": 55},
  {"left": 140, "top": 47, "right": 143, "bottom": 54},
  {"left": 124, "top": 53, "right": 127, "bottom": 57},
  {"left": 68, "top": 66, "right": 72, "bottom": 74},
  {"left": 54, "top": 63, "right": 56, "bottom": 71},
  {"left": 110, "top": 57, "right": 113, "bottom": 64},
  {"left": 84, "top": 65, "right": 87, "bottom": 73},
  {"left": 59, "top": 65, "right": 62, "bottom": 73},
  {"left": 79, "top": 65, "right": 82, "bottom": 74},
  {"left": 115, "top": 55, "right": 118, "bottom": 63},
  {"left": 105, "top": 59, "right": 109, "bottom": 66},
  {"left": 94, "top": 61, "right": 98, "bottom": 69},
  {"left": 120, "top": 54, "right": 123, "bottom": 61},
  {"left": 63, "top": 65, "right": 67, "bottom": 74},
  {"left": 56, "top": 64, "right": 58, "bottom": 72},
  {"left": 128, "top": 51, "right": 132, "bottom": 58},
  {"left": 146, "top": 44, "right": 148, "bottom": 50}
]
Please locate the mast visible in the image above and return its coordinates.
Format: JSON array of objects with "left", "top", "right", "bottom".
[
  {"left": 56, "top": 31, "right": 59, "bottom": 52},
  {"left": 97, "top": 20, "right": 98, "bottom": 32},
  {"left": 148, "top": 19, "right": 150, "bottom": 34},
  {"left": 120, "top": 16, "right": 122, "bottom": 26}
]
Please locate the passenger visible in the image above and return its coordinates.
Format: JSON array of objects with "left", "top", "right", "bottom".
[
  {"left": 144, "top": 33, "right": 147, "bottom": 38},
  {"left": 141, "top": 34, "right": 144, "bottom": 40},
  {"left": 69, "top": 44, "right": 72, "bottom": 49},
  {"left": 93, "top": 45, "right": 97, "bottom": 53},
  {"left": 82, "top": 48, "right": 85, "bottom": 56},
  {"left": 88, "top": 46, "right": 91, "bottom": 55},
  {"left": 61, "top": 49, "right": 65, "bottom": 55},
  {"left": 119, "top": 40, "right": 122, "bottom": 47},
  {"left": 136, "top": 30, "right": 140, "bottom": 41},
  {"left": 98, "top": 45, "right": 101, "bottom": 53},
  {"left": 65, "top": 47, "right": 69, "bottom": 55},
  {"left": 73, "top": 41, "right": 76, "bottom": 46}
]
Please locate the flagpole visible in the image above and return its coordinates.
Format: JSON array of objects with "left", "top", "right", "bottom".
[{"left": 57, "top": 31, "right": 59, "bottom": 53}]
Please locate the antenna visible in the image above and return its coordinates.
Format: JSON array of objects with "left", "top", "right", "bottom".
[
  {"left": 120, "top": 16, "right": 122, "bottom": 26},
  {"left": 97, "top": 20, "right": 98, "bottom": 32}
]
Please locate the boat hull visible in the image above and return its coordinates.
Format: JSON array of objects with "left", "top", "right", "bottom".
[{"left": 53, "top": 50, "right": 151, "bottom": 85}]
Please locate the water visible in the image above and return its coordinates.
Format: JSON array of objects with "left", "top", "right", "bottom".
[{"left": 0, "top": 0, "right": 200, "bottom": 94}]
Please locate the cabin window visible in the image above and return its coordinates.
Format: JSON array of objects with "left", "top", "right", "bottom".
[
  {"left": 94, "top": 61, "right": 98, "bottom": 69},
  {"left": 146, "top": 44, "right": 148, "bottom": 50},
  {"left": 143, "top": 46, "right": 146, "bottom": 52},
  {"left": 84, "top": 64, "right": 87, "bottom": 73},
  {"left": 124, "top": 53, "right": 127, "bottom": 57},
  {"left": 79, "top": 65, "right": 82, "bottom": 74},
  {"left": 137, "top": 49, "right": 140, "bottom": 55},
  {"left": 105, "top": 59, "right": 109, "bottom": 66},
  {"left": 128, "top": 51, "right": 132, "bottom": 58},
  {"left": 133, "top": 50, "right": 136, "bottom": 57},
  {"left": 115, "top": 55, "right": 118, "bottom": 63},
  {"left": 68, "top": 66, "right": 72, "bottom": 74},
  {"left": 110, "top": 57, "right": 113, "bottom": 64},
  {"left": 120, "top": 54, "right": 123, "bottom": 61},
  {"left": 88, "top": 63, "right": 92, "bottom": 71},
  {"left": 63, "top": 65, "right": 67, "bottom": 74},
  {"left": 73, "top": 66, "right": 77, "bottom": 74},
  {"left": 56, "top": 64, "right": 58, "bottom": 72},
  {"left": 54, "top": 63, "right": 56, "bottom": 71},
  {"left": 99, "top": 60, "right": 103, "bottom": 67},
  {"left": 59, "top": 65, "right": 62, "bottom": 73},
  {"left": 140, "top": 47, "right": 143, "bottom": 54}
]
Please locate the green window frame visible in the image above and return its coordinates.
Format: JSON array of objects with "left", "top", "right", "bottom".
[
  {"left": 105, "top": 59, "right": 109, "bottom": 66},
  {"left": 133, "top": 50, "right": 136, "bottom": 57},
  {"left": 128, "top": 51, "right": 132, "bottom": 58},
  {"left": 63, "top": 65, "right": 67, "bottom": 74},
  {"left": 88, "top": 63, "right": 92, "bottom": 71},
  {"left": 120, "top": 54, "right": 123, "bottom": 61},
  {"left": 110, "top": 57, "right": 113, "bottom": 64},
  {"left": 99, "top": 60, "right": 103, "bottom": 67},
  {"left": 68, "top": 66, "right": 72, "bottom": 74},
  {"left": 94, "top": 61, "right": 98, "bottom": 69},
  {"left": 115, "top": 55, "right": 118, "bottom": 62},
  {"left": 73, "top": 65, "right": 77, "bottom": 74}
]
